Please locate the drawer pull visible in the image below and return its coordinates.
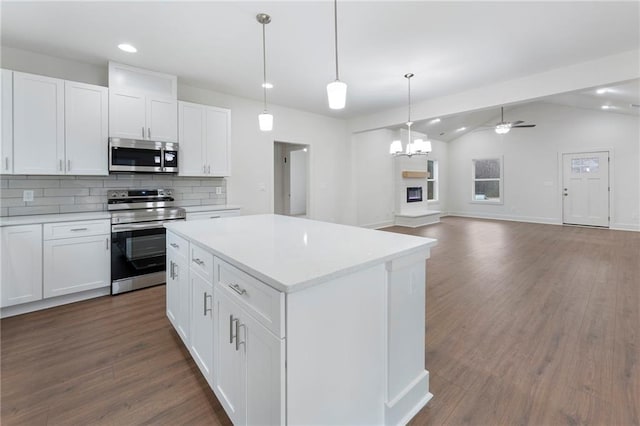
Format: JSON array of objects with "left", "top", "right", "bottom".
[
  {"left": 192, "top": 258, "right": 205, "bottom": 266},
  {"left": 70, "top": 228, "right": 88, "bottom": 232},
  {"left": 229, "top": 283, "right": 247, "bottom": 296},
  {"left": 170, "top": 243, "right": 179, "bottom": 249},
  {"left": 210, "top": 216, "right": 221, "bottom": 219}
]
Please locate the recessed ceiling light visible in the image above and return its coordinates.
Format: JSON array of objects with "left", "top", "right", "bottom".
[
  {"left": 596, "top": 88, "right": 610, "bottom": 95},
  {"left": 456, "top": 127, "right": 466, "bottom": 132},
  {"left": 118, "top": 43, "right": 137, "bottom": 53},
  {"left": 262, "top": 82, "right": 274, "bottom": 89},
  {"left": 601, "top": 105, "right": 612, "bottom": 110},
  {"left": 430, "top": 118, "right": 441, "bottom": 124}
]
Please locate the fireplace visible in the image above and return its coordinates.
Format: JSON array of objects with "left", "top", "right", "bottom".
[{"left": 406, "top": 187, "right": 423, "bottom": 203}]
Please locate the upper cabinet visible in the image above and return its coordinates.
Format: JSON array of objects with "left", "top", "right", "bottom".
[
  {"left": 8, "top": 71, "right": 108, "bottom": 176},
  {"left": 178, "top": 101, "right": 231, "bottom": 177},
  {"left": 13, "top": 72, "right": 65, "bottom": 175},
  {"left": 64, "top": 81, "right": 109, "bottom": 175},
  {"left": 108, "top": 62, "right": 178, "bottom": 142},
  {"left": 1, "top": 69, "right": 13, "bottom": 174}
]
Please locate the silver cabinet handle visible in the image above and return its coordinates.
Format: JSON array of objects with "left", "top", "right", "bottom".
[
  {"left": 207, "top": 165, "right": 211, "bottom": 174},
  {"left": 229, "top": 283, "right": 247, "bottom": 296},
  {"left": 230, "top": 314, "right": 237, "bottom": 344},
  {"left": 169, "top": 260, "right": 174, "bottom": 279},
  {"left": 170, "top": 243, "right": 179, "bottom": 249},
  {"left": 148, "top": 127, "right": 151, "bottom": 139},
  {"left": 192, "top": 258, "right": 205, "bottom": 266},
  {"left": 106, "top": 237, "right": 109, "bottom": 251},
  {"left": 174, "top": 262, "right": 178, "bottom": 279},
  {"left": 210, "top": 216, "right": 221, "bottom": 219},
  {"left": 67, "top": 159, "right": 71, "bottom": 172},
  {"left": 142, "top": 127, "right": 145, "bottom": 139},
  {"left": 4, "top": 157, "right": 8, "bottom": 170},
  {"left": 59, "top": 159, "right": 63, "bottom": 171},
  {"left": 235, "top": 319, "right": 241, "bottom": 351},
  {"left": 70, "top": 228, "right": 88, "bottom": 232},
  {"left": 203, "top": 292, "right": 212, "bottom": 316}
]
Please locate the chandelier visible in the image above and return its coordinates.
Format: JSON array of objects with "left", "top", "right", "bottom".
[{"left": 389, "top": 73, "right": 431, "bottom": 157}]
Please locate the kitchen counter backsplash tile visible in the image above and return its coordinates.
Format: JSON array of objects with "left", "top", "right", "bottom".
[{"left": 0, "top": 175, "right": 226, "bottom": 216}]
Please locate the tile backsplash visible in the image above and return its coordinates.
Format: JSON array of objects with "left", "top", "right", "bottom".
[{"left": 0, "top": 174, "right": 226, "bottom": 216}]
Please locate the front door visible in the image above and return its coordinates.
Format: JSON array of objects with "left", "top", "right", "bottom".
[{"left": 562, "top": 151, "right": 609, "bottom": 227}]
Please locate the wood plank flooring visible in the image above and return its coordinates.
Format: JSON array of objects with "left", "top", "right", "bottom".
[{"left": 2, "top": 217, "right": 638, "bottom": 425}]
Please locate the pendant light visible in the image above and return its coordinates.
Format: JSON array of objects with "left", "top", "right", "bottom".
[
  {"left": 327, "top": 0, "right": 347, "bottom": 109},
  {"left": 257, "top": 13, "right": 273, "bottom": 131},
  {"left": 390, "top": 73, "right": 432, "bottom": 157}
]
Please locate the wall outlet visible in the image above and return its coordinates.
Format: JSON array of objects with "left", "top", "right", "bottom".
[
  {"left": 215, "top": 187, "right": 222, "bottom": 195},
  {"left": 23, "top": 190, "right": 34, "bottom": 202}
]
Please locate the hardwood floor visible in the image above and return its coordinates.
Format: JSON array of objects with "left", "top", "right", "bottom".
[{"left": 1, "top": 217, "right": 638, "bottom": 425}]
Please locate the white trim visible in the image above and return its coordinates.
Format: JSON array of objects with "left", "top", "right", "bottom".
[
  {"left": 611, "top": 223, "right": 640, "bottom": 232},
  {"left": 360, "top": 220, "right": 395, "bottom": 230},
  {"left": 448, "top": 211, "right": 562, "bottom": 225}
]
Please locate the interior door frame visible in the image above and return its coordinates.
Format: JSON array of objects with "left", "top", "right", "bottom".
[
  {"left": 273, "top": 141, "right": 311, "bottom": 218},
  {"left": 558, "top": 148, "right": 613, "bottom": 227}
]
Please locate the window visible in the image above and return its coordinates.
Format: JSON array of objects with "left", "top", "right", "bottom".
[
  {"left": 472, "top": 157, "right": 502, "bottom": 203},
  {"left": 571, "top": 157, "right": 599, "bottom": 174},
  {"left": 427, "top": 159, "right": 438, "bottom": 201}
]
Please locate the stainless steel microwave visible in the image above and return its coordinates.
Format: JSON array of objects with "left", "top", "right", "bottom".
[{"left": 109, "top": 138, "right": 179, "bottom": 173}]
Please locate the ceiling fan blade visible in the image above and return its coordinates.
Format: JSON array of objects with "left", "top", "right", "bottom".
[
  {"left": 511, "top": 120, "right": 524, "bottom": 126},
  {"left": 512, "top": 124, "right": 536, "bottom": 128}
]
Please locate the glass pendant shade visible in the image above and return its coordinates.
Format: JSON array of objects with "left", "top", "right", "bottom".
[
  {"left": 327, "top": 80, "right": 347, "bottom": 109},
  {"left": 389, "top": 140, "right": 403, "bottom": 154},
  {"left": 258, "top": 112, "right": 273, "bottom": 131}
]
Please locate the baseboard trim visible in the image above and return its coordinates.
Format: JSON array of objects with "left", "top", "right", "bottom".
[
  {"left": 360, "top": 220, "right": 395, "bottom": 229},
  {"left": 447, "top": 211, "right": 562, "bottom": 226},
  {"left": 1, "top": 287, "right": 110, "bottom": 318},
  {"left": 611, "top": 223, "right": 640, "bottom": 232}
]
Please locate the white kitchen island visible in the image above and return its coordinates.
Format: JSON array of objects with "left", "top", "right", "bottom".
[{"left": 164, "top": 214, "right": 437, "bottom": 425}]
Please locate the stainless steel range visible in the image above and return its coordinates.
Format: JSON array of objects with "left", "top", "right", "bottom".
[{"left": 108, "top": 189, "right": 186, "bottom": 295}]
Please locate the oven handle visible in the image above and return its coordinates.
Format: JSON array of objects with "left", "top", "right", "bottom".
[{"left": 111, "top": 220, "right": 184, "bottom": 232}]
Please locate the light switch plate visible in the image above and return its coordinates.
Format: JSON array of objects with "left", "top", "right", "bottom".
[{"left": 23, "top": 190, "right": 34, "bottom": 202}]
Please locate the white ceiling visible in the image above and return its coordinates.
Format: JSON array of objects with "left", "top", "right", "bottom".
[{"left": 1, "top": 1, "right": 639, "bottom": 118}]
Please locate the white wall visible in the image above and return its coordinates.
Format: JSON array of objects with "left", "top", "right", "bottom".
[
  {"left": 447, "top": 102, "right": 640, "bottom": 230},
  {"left": 2, "top": 47, "right": 355, "bottom": 225}
]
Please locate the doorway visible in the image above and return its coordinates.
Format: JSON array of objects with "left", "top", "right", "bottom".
[
  {"left": 562, "top": 151, "right": 610, "bottom": 227},
  {"left": 274, "top": 142, "right": 309, "bottom": 217}
]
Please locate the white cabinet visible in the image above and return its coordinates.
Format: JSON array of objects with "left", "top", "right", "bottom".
[
  {"left": 1, "top": 69, "right": 13, "bottom": 174},
  {"left": 12, "top": 71, "right": 108, "bottom": 176},
  {"left": 0, "top": 225, "right": 43, "bottom": 307},
  {"left": 109, "top": 92, "right": 177, "bottom": 142},
  {"left": 109, "top": 62, "right": 178, "bottom": 142},
  {"left": 178, "top": 101, "right": 231, "bottom": 177},
  {"left": 185, "top": 209, "right": 240, "bottom": 221},
  {"left": 190, "top": 271, "right": 215, "bottom": 388},
  {"left": 167, "top": 232, "right": 189, "bottom": 345},
  {"left": 64, "top": 81, "right": 108, "bottom": 175},
  {"left": 43, "top": 221, "right": 110, "bottom": 298},
  {"left": 214, "top": 284, "right": 285, "bottom": 426},
  {"left": 13, "top": 72, "right": 65, "bottom": 175}
]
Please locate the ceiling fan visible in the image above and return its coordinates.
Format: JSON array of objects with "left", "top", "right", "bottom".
[{"left": 490, "top": 107, "right": 536, "bottom": 134}]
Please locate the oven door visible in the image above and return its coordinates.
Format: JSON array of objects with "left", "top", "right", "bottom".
[{"left": 110, "top": 220, "right": 183, "bottom": 294}]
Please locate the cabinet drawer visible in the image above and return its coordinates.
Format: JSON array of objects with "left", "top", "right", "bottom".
[
  {"left": 190, "top": 243, "right": 214, "bottom": 281},
  {"left": 215, "top": 257, "right": 285, "bottom": 338},
  {"left": 167, "top": 231, "right": 188, "bottom": 259},
  {"left": 186, "top": 209, "right": 240, "bottom": 221},
  {"left": 43, "top": 220, "right": 110, "bottom": 240}
]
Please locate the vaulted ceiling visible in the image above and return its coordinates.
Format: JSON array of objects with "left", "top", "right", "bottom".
[{"left": 2, "top": 1, "right": 639, "bottom": 118}]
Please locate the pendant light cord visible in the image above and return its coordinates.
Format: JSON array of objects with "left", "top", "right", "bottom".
[
  {"left": 333, "top": 0, "right": 339, "bottom": 81},
  {"left": 262, "top": 22, "right": 267, "bottom": 111}
]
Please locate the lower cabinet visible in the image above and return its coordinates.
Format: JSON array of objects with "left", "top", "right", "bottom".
[
  {"left": 190, "top": 271, "right": 214, "bottom": 387},
  {"left": 0, "top": 224, "right": 43, "bottom": 307},
  {"left": 214, "top": 285, "right": 285, "bottom": 426},
  {"left": 167, "top": 233, "right": 189, "bottom": 344},
  {"left": 43, "top": 222, "right": 111, "bottom": 297}
]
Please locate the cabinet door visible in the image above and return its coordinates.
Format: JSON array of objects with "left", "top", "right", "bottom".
[
  {"left": 13, "top": 72, "right": 65, "bottom": 175},
  {"left": 0, "top": 225, "right": 43, "bottom": 307},
  {"left": 1, "top": 69, "right": 13, "bottom": 174},
  {"left": 147, "top": 97, "right": 177, "bottom": 142},
  {"left": 243, "top": 310, "right": 285, "bottom": 426},
  {"left": 64, "top": 81, "right": 108, "bottom": 175},
  {"left": 167, "top": 252, "right": 190, "bottom": 344},
  {"left": 109, "top": 90, "right": 146, "bottom": 139},
  {"left": 43, "top": 234, "right": 110, "bottom": 298},
  {"left": 214, "top": 288, "right": 246, "bottom": 425},
  {"left": 190, "top": 272, "right": 214, "bottom": 387},
  {"left": 178, "top": 101, "right": 206, "bottom": 176},
  {"left": 205, "top": 106, "right": 231, "bottom": 177},
  {"left": 166, "top": 251, "right": 180, "bottom": 327}
]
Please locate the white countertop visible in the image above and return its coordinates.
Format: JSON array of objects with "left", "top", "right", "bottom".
[
  {"left": 183, "top": 204, "right": 241, "bottom": 213},
  {"left": 165, "top": 214, "right": 437, "bottom": 293},
  {"left": 0, "top": 211, "right": 111, "bottom": 227}
]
